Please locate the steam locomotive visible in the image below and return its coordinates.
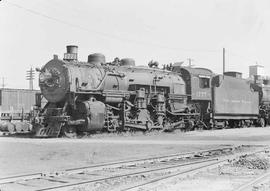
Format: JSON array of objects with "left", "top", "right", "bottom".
[{"left": 32, "top": 45, "right": 269, "bottom": 137}]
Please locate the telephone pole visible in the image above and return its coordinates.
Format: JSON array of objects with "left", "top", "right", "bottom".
[
  {"left": 26, "top": 67, "right": 35, "bottom": 90},
  {"left": 223, "top": 48, "right": 225, "bottom": 75},
  {"left": 1, "top": 77, "right": 6, "bottom": 88},
  {"left": 187, "top": 58, "right": 194, "bottom": 67}
]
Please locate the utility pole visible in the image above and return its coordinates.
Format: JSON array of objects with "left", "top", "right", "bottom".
[
  {"left": 26, "top": 67, "right": 35, "bottom": 90},
  {"left": 187, "top": 58, "right": 194, "bottom": 67},
  {"left": 1, "top": 77, "right": 6, "bottom": 88},
  {"left": 223, "top": 48, "right": 225, "bottom": 75}
]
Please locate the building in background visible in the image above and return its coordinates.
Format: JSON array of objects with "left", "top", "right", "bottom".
[{"left": 249, "top": 65, "right": 265, "bottom": 78}]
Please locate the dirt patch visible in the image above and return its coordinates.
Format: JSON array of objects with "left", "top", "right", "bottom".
[
  {"left": 60, "top": 146, "right": 265, "bottom": 191},
  {"left": 231, "top": 154, "right": 270, "bottom": 170},
  {"left": 140, "top": 151, "right": 270, "bottom": 191},
  {"left": 1, "top": 127, "right": 270, "bottom": 187},
  {"left": 0, "top": 140, "right": 222, "bottom": 177}
]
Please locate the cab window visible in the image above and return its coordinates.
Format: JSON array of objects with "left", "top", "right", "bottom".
[{"left": 199, "top": 77, "right": 210, "bottom": 88}]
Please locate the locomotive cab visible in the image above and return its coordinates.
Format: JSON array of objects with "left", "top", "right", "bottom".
[{"left": 173, "top": 66, "right": 214, "bottom": 128}]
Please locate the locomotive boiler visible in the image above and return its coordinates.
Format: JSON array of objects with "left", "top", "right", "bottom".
[{"left": 33, "top": 46, "right": 199, "bottom": 137}]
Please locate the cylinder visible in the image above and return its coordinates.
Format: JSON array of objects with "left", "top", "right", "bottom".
[
  {"left": 88, "top": 53, "right": 106, "bottom": 64},
  {"left": 120, "top": 58, "right": 135, "bottom": 66},
  {"left": 77, "top": 100, "right": 105, "bottom": 131},
  {"left": 66, "top": 45, "right": 78, "bottom": 54}
]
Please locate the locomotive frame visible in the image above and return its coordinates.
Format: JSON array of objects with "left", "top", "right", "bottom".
[{"left": 33, "top": 46, "right": 202, "bottom": 137}]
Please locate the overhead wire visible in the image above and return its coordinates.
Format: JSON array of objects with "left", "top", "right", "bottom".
[{"left": 4, "top": 1, "right": 221, "bottom": 54}]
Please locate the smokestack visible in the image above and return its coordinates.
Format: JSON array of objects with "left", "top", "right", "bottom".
[
  {"left": 66, "top": 45, "right": 78, "bottom": 54},
  {"left": 64, "top": 45, "right": 78, "bottom": 61}
]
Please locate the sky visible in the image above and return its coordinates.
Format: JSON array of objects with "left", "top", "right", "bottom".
[{"left": 1, "top": 0, "right": 270, "bottom": 89}]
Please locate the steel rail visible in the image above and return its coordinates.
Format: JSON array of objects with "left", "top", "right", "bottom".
[
  {"left": 0, "top": 146, "right": 236, "bottom": 185},
  {"left": 1, "top": 145, "right": 263, "bottom": 191},
  {"left": 233, "top": 171, "right": 270, "bottom": 191},
  {"left": 121, "top": 147, "right": 270, "bottom": 191},
  {"left": 36, "top": 157, "right": 220, "bottom": 191},
  {"left": 0, "top": 173, "right": 42, "bottom": 185},
  {"left": 121, "top": 159, "right": 228, "bottom": 191}
]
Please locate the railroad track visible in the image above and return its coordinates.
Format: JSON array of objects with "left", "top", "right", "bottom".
[
  {"left": 0, "top": 145, "right": 266, "bottom": 191},
  {"left": 120, "top": 146, "right": 270, "bottom": 191},
  {"left": 233, "top": 170, "right": 270, "bottom": 191}
]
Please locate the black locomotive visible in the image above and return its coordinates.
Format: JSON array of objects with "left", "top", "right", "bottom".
[
  {"left": 31, "top": 46, "right": 268, "bottom": 137},
  {"left": 33, "top": 46, "right": 200, "bottom": 137}
]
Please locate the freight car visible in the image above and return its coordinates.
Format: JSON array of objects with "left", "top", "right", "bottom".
[
  {"left": 32, "top": 46, "right": 200, "bottom": 137},
  {"left": 0, "top": 88, "right": 43, "bottom": 133},
  {"left": 0, "top": 88, "right": 39, "bottom": 120}
]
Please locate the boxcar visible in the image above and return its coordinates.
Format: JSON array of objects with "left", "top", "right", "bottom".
[{"left": 0, "top": 88, "right": 40, "bottom": 120}]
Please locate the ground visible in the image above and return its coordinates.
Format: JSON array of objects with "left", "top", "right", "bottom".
[{"left": 0, "top": 127, "right": 270, "bottom": 190}]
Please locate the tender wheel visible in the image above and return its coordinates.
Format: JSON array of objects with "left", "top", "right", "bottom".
[
  {"left": 62, "top": 125, "right": 77, "bottom": 138},
  {"left": 259, "top": 118, "right": 265, "bottom": 127},
  {"left": 186, "top": 120, "right": 195, "bottom": 131},
  {"left": 146, "top": 120, "right": 154, "bottom": 131},
  {"left": 7, "top": 122, "right": 16, "bottom": 133}
]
